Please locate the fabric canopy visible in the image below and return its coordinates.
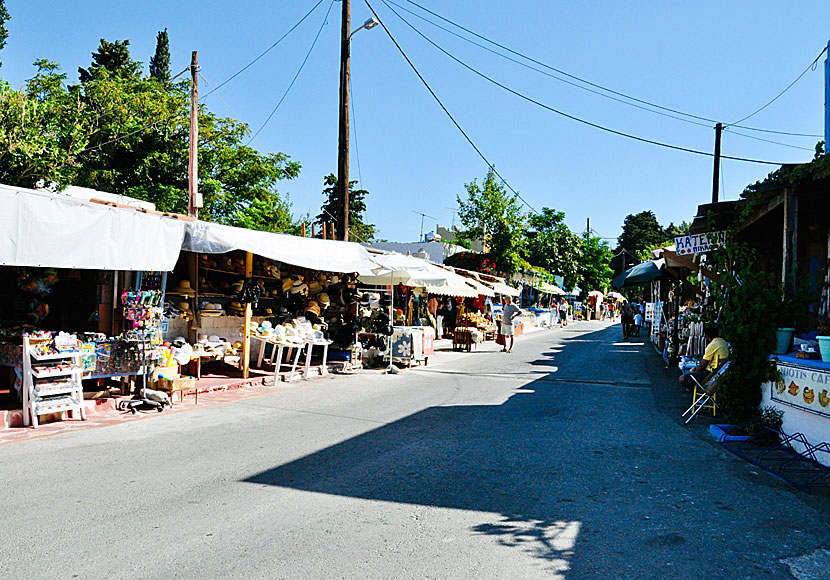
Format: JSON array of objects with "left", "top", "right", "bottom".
[
  {"left": 536, "top": 282, "right": 565, "bottom": 295},
  {"left": 489, "top": 280, "right": 521, "bottom": 297},
  {"left": 184, "top": 220, "right": 379, "bottom": 275},
  {"left": 358, "top": 253, "right": 449, "bottom": 286},
  {"left": 611, "top": 259, "right": 665, "bottom": 288},
  {"left": 0, "top": 184, "right": 187, "bottom": 271}
]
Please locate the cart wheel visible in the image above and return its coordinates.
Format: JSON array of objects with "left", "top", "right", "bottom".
[
  {"left": 157, "top": 406, "right": 164, "bottom": 413},
  {"left": 130, "top": 407, "right": 137, "bottom": 414}
]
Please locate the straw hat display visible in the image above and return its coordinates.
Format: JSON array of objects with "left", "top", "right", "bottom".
[
  {"left": 227, "top": 301, "right": 245, "bottom": 316},
  {"left": 317, "top": 293, "right": 330, "bottom": 309},
  {"left": 308, "top": 280, "right": 323, "bottom": 294},
  {"left": 171, "top": 280, "right": 195, "bottom": 296},
  {"left": 281, "top": 278, "right": 294, "bottom": 293},
  {"left": 305, "top": 300, "right": 321, "bottom": 317}
]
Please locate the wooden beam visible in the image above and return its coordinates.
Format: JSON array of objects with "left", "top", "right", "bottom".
[
  {"left": 782, "top": 187, "right": 798, "bottom": 294},
  {"left": 242, "top": 252, "right": 254, "bottom": 379},
  {"left": 662, "top": 250, "right": 725, "bottom": 286},
  {"left": 737, "top": 191, "right": 785, "bottom": 232}
]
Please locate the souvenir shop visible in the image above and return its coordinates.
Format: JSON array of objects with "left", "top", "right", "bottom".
[{"left": 0, "top": 184, "right": 189, "bottom": 422}]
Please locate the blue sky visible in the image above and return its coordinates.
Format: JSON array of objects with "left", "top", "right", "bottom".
[{"left": 2, "top": 1, "right": 829, "bottom": 244}]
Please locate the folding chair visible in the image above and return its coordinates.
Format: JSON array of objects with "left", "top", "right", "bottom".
[{"left": 682, "top": 361, "right": 731, "bottom": 424}]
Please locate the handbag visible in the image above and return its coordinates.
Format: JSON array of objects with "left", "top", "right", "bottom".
[{"left": 495, "top": 333, "right": 505, "bottom": 346}]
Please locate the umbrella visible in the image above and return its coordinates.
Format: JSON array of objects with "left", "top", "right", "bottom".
[
  {"left": 607, "top": 291, "right": 627, "bottom": 302},
  {"left": 611, "top": 259, "right": 665, "bottom": 288},
  {"left": 588, "top": 290, "right": 604, "bottom": 297}
]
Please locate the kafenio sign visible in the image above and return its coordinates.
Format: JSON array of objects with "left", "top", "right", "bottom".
[
  {"left": 673, "top": 231, "right": 727, "bottom": 255},
  {"left": 772, "top": 361, "right": 830, "bottom": 418}
]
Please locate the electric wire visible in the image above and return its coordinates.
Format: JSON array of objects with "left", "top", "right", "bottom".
[
  {"left": 77, "top": 66, "right": 192, "bottom": 155},
  {"left": 388, "top": 0, "right": 812, "bottom": 152},
  {"left": 247, "top": 0, "right": 336, "bottom": 144},
  {"left": 350, "top": 75, "right": 364, "bottom": 187},
  {"left": 202, "top": 0, "right": 325, "bottom": 99},
  {"left": 380, "top": 0, "right": 800, "bottom": 166},
  {"left": 728, "top": 45, "right": 829, "bottom": 127},
  {"left": 395, "top": 0, "right": 823, "bottom": 139},
  {"left": 364, "top": 0, "right": 538, "bottom": 214}
]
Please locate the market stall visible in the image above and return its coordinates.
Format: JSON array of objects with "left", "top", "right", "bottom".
[{"left": 0, "top": 184, "right": 190, "bottom": 422}]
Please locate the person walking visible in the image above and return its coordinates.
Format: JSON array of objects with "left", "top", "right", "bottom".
[
  {"left": 560, "top": 298, "right": 569, "bottom": 326},
  {"left": 500, "top": 297, "right": 522, "bottom": 353}
]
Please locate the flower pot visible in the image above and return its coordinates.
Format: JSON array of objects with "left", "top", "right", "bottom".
[
  {"left": 818, "top": 336, "right": 830, "bottom": 362},
  {"left": 773, "top": 328, "right": 795, "bottom": 355}
]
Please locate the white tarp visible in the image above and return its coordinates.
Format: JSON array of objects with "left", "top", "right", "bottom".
[
  {"left": 359, "top": 253, "right": 450, "bottom": 287},
  {"left": 0, "top": 184, "right": 186, "bottom": 271},
  {"left": 184, "top": 220, "right": 379, "bottom": 275},
  {"left": 489, "top": 281, "right": 521, "bottom": 297}
]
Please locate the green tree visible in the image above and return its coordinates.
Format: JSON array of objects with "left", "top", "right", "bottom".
[
  {"left": 0, "top": 61, "right": 90, "bottom": 187},
  {"left": 456, "top": 168, "right": 526, "bottom": 274},
  {"left": 78, "top": 39, "right": 142, "bottom": 83},
  {"left": 316, "top": 173, "right": 376, "bottom": 242},
  {"left": 149, "top": 28, "right": 171, "bottom": 84},
  {"left": 613, "top": 210, "right": 670, "bottom": 274},
  {"left": 2, "top": 52, "right": 301, "bottom": 234},
  {"left": 576, "top": 233, "right": 613, "bottom": 294},
  {"left": 0, "top": 0, "right": 10, "bottom": 66},
  {"left": 525, "top": 207, "right": 581, "bottom": 286}
]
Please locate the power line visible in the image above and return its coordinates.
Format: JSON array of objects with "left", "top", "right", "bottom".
[
  {"left": 395, "top": 0, "right": 823, "bottom": 139},
  {"left": 350, "top": 75, "right": 364, "bottom": 186},
  {"left": 728, "top": 45, "right": 829, "bottom": 127},
  {"left": 386, "top": 0, "right": 814, "bottom": 153},
  {"left": 203, "top": 0, "right": 325, "bottom": 99},
  {"left": 247, "top": 0, "right": 336, "bottom": 144},
  {"left": 381, "top": 0, "right": 801, "bottom": 166},
  {"left": 363, "top": 0, "right": 539, "bottom": 215}
]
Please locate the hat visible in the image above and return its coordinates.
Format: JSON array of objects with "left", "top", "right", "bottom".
[
  {"left": 289, "top": 283, "right": 308, "bottom": 295},
  {"left": 317, "top": 293, "right": 330, "bottom": 308},
  {"left": 282, "top": 279, "right": 294, "bottom": 292},
  {"left": 208, "top": 335, "right": 221, "bottom": 343},
  {"left": 176, "top": 301, "right": 190, "bottom": 311},
  {"left": 172, "top": 336, "right": 187, "bottom": 347},
  {"left": 308, "top": 280, "right": 323, "bottom": 294},
  {"left": 305, "top": 301, "right": 321, "bottom": 316},
  {"left": 171, "top": 280, "right": 195, "bottom": 296}
]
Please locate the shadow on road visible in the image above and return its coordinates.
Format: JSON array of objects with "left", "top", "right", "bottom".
[{"left": 241, "top": 324, "right": 780, "bottom": 577}]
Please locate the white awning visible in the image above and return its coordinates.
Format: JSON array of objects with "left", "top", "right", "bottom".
[
  {"left": 359, "top": 253, "right": 450, "bottom": 286},
  {"left": 183, "top": 220, "right": 379, "bottom": 275},
  {"left": 490, "top": 281, "right": 521, "bottom": 297},
  {"left": 0, "top": 184, "right": 187, "bottom": 271},
  {"left": 537, "top": 282, "right": 565, "bottom": 295}
]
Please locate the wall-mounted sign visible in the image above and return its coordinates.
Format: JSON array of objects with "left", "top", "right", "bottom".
[
  {"left": 771, "top": 361, "right": 830, "bottom": 418},
  {"left": 674, "top": 231, "right": 726, "bottom": 255}
]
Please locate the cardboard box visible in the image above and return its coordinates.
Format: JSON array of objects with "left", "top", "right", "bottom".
[{"left": 155, "top": 376, "right": 196, "bottom": 393}]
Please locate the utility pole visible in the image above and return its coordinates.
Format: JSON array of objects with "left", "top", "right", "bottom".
[
  {"left": 586, "top": 217, "right": 590, "bottom": 236},
  {"left": 188, "top": 51, "right": 202, "bottom": 218},
  {"left": 337, "top": 0, "right": 351, "bottom": 241},
  {"left": 825, "top": 38, "right": 829, "bottom": 148},
  {"left": 712, "top": 122, "right": 723, "bottom": 204}
]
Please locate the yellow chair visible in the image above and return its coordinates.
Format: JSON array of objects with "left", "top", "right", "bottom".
[{"left": 683, "top": 361, "right": 730, "bottom": 424}]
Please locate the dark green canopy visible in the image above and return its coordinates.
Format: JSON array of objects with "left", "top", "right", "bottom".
[{"left": 611, "top": 259, "right": 664, "bottom": 288}]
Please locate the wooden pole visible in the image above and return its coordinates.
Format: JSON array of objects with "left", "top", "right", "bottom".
[
  {"left": 330, "top": 223, "right": 336, "bottom": 241},
  {"left": 302, "top": 222, "right": 307, "bottom": 238},
  {"left": 712, "top": 122, "right": 722, "bottom": 204},
  {"left": 242, "top": 252, "right": 254, "bottom": 379},
  {"left": 337, "top": 0, "right": 351, "bottom": 241},
  {"left": 188, "top": 51, "right": 202, "bottom": 217},
  {"left": 310, "top": 223, "right": 315, "bottom": 238},
  {"left": 322, "top": 223, "right": 327, "bottom": 240}
]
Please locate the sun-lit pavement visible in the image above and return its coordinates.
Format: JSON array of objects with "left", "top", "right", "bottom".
[{"left": 0, "top": 321, "right": 827, "bottom": 580}]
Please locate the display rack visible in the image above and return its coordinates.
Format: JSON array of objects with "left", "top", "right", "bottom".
[{"left": 22, "top": 335, "right": 86, "bottom": 428}]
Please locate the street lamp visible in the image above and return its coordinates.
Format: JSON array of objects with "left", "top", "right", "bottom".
[{"left": 337, "top": 2, "right": 378, "bottom": 241}]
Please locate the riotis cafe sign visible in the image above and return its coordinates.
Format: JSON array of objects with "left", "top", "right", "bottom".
[{"left": 674, "top": 231, "right": 727, "bottom": 256}]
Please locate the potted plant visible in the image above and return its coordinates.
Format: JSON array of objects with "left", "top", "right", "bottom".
[
  {"left": 817, "top": 318, "right": 830, "bottom": 362},
  {"left": 773, "top": 298, "right": 797, "bottom": 355}
]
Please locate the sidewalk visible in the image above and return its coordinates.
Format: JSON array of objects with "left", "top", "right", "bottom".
[{"left": 0, "top": 322, "right": 569, "bottom": 446}]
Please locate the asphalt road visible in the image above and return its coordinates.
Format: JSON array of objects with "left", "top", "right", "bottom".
[{"left": 1, "top": 322, "right": 828, "bottom": 579}]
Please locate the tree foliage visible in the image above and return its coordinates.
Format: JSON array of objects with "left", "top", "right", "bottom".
[
  {"left": 576, "top": 233, "right": 614, "bottom": 294},
  {"left": 456, "top": 169, "right": 526, "bottom": 274},
  {"left": 0, "top": 0, "right": 9, "bottom": 66},
  {"left": 0, "top": 36, "right": 301, "bottom": 233},
  {"left": 317, "top": 173, "right": 376, "bottom": 242},
  {"left": 78, "top": 39, "right": 142, "bottom": 83},
  {"left": 149, "top": 29, "right": 171, "bottom": 84},
  {"left": 526, "top": 207, "right": 581, "bottom": 288}
]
